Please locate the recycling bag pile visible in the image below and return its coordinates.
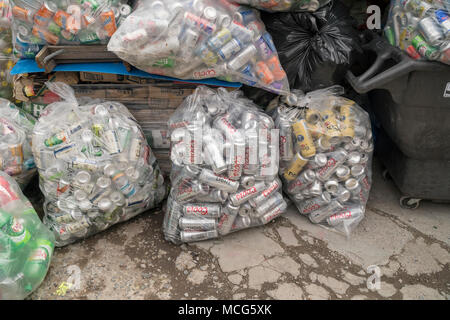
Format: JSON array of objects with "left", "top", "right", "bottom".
[
  {"left": 31, "top": 82, "right": 166, "bottom": 246},
  {"left": 164, "top": 86, "right": 286, "bottom": 244},
  {"left": 10, "top": 0, "right": 135, "bottom": 58},
  {"left": 385, "top": 0, "right": 450, "bottom": 65},
  {"left": 0, "top": 0, "right": 14, "bottom": 100},
  {"left": 273, "top": 87, "right": 373, "bottom": 236},
  {"left": 0, "top": 99, "right": 36, "bottom": 189},
  {"left": 108, "top": 0, "right": 290, "bottom": 94},
  {"left": 0, "top": 171, "right": 55, "bottom": 300},
  {"left": 230, "top": 0, "right": 331, "bottom": 12}
]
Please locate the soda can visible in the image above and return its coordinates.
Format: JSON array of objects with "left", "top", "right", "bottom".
[
  {"left": 346, "top": 151, "right": 361, "bottom": 166},
  {"left": 208, "top": 28, "right": 232, "bottom": 51},
  {"left": 316, "top": 149, "right": 348, "bottom": 182},
  {"left": 327, "top": 205, "right": 364, "bottom": 227},
  {"left": 227, "top": 45, "right": 257, "bottom": 71},
  {"left": 229, "top": 181, "right": 266, "bottom": 206},
  {"left": 317, "top": 136, "right": 332, "bottom": 152},
  {"left": 239, "top": 202, "right": 253, "bottom": 217},
  {"left": 322, "top": 110, "right": 342, "bottom": 144},
  {"left": 255, "top": 192, "right": 284, "bottom": 216},
  {"left": 183, "top": 204, "right": 221, "bottom": 218},
  {"left": 324, "top": 179, "right": 339, "bottom": 194},
  {"left": 244, "top": 129, "right": 258, "bottom": 175},
  {"left": 179, "top": 217, "right": 217, "bottom": 231},
  {"left": 266, "top": 56, "right": 286, "bottom": 81},
  {"left": 255, "top": 35, "right": 274, "bottom": 60},
  {"left": 292, "top": 120, "right": 316, "bottom": 158},
  {"left": 351, "top": 164, "right": 365, "bottom": 178},
  {"left": 435, "top": 9, "right": 450, "bottom": 37},
  {"left": 12, "top": 6, "right": 34, "bottom": 23},
  {"left": 259, "top": 200, "right": 287, "bottom": 224},
  {"left": 180, "top": 230, "right": 218, "bottom": 242},
  {"left": 53, "top": 10, "right": 71, "bottom": 30},
  {"left": 335, "top": 165, "right": 351, "bottom": 182},
  {"left": 229, "top": 20, "right": 254, "bottom": 43},
  {"left": 412, "top": 35, "right": 440, "bottom": 60},
  {"left": 283, "top": 152, "right": 308, "bottom": 181},
  {"left": 305, "top": 153, "right": 328, "bottom": 170},
  {"left": 183, "top": 11, "right": 217, "bottom": 35},
  {"left": 279, "top": 119, "right": 294, "bottom": 162},
  {"left": 203, "top": 6, "right": 217, "bottom": 22},
  {"left": 199, "top": 168, "right": 239, "bottom": 193},
  {"left": 418, "top": 17, "right": 444, "bottom": 45},
  {"left": 309, "top": 200, "right": 343, "bottom": 224},
  {"left": 204, "top": 135, "right": 227, "bottom": 174},
  {"left": 286, "top": 169, "right": 316, "bottom": 194},
  {"left": 228, "top": 138, "right": 246, "bottom": 180},
  {"left": 241, "top": 175, "right": 256, "bottom": 188},
  {"left": 213, "top": 114, "right": 241, "bottom": 141},
  {"left": 32, "top": 25, "right": 59, "bottom": 45},
  {"left": 217, "top": 202, "right": 239, "bottom": 236},
  {"left": 345, "top": 178, "right": 361, "bottom": 197},
  {"left": 308, "top": 180, "right": 323, "bottom": 197},
  {"left": 255, "top": 61, "right": 275, "bottom": 85},
  {"left": 196, "top": 189, "right": 228, "bottom": 204},
  {"left": 99, "top": 8, "right": 117, "bottom": 37},
  {"left": 34, "top": 2, "right": 57, "bottom": 27},
  {"left": 305, "top": 109, "right": 321, "bottom": 125},
  {"left": 249, "top": 178, "right": 281, "bottom": 208},
  {"left": 296, "top": 191, "right": 331, "bottom": 215},
  {"left": 339, "top": 105, "right": 355, "bottom": 139}
]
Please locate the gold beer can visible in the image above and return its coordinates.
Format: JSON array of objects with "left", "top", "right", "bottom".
[
  {"left": 292, "top": 120, "right": 316, "bottom": 158},
  {"left": 283, "top": 152, "right": 309, "bottom": 181}
]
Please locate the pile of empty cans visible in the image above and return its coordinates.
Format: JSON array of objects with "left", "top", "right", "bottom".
[
  {"left": 0, "top": 98, "right": 36, "bottom": 189},
  {"left": 164, "top": 86, "right": 287, "bottom": 244},
  {"left": 31, "top": 82, "right": 166, "bottom": 246},
  {"left": 108, "top": 0, "right": 289, "bottom": 94},
  {"left": 273, "top": 86, "right": 373, "bottom": 236}
]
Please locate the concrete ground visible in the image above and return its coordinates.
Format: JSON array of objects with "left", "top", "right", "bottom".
[{"left": 29, "top": 159, "right": 450, "bottom": 300}]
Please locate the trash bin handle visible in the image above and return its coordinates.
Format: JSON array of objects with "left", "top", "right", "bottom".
[{"left": 346, "top": 33, "right": 447, "bottom": 94}]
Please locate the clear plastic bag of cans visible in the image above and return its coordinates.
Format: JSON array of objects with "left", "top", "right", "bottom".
[
  {"left": 228, "top": 0, "right": 331, "bottom": 12},
  {"left": 9, "top": 0, "right": 135, "bottom": 57},
  {"left": 0, "top": 171, "right": 55, "bottom": 300},
  {"left": 107, "top": 0, "right": 290, "bottom": 95},
  {"left": 274, "top": 86, "right": 373, "bottom": 236},
  {"left": 0, "top": 98, "right": 37, "bottom": 189},
  {"left": 31, "top": 82, "right": 167, "bottom": 247},
  {"left": 164, "top": 86, "right": 287, "bottom": 244},
  {"left": 384, "top": 0, "right": 450, "bottom": 65}
]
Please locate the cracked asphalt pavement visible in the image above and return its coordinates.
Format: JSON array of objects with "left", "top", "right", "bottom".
[{"left": 29, "top": 159, "right": 450, "bottom": 300}]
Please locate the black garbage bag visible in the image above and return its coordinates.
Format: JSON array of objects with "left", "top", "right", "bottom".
[
  {"left": 243, "top": 0, "right": 360, "bottom": 106},
  {"left": 263, "top": 0, "right": 360, "bottom": 91}
]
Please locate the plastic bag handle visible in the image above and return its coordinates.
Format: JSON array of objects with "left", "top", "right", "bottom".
[{"left": 345, "top": 31, "right": 448, "bottom": 94}]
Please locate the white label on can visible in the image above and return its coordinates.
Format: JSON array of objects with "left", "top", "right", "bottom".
[{"left": 444, "top": 82, "right": 450, "bottom": 98}]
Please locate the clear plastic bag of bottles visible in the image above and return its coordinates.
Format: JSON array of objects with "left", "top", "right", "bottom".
[
  {"left": 32, "top": 82, "right": 166, "bottom": 247},
  {"left": 0, "top": 99, "right": 36, "bottom": 189},
  {"left": 164, "top": 86, "right": 286, "bottom": 244},
  {"left": 273, "top": 86, "right": 373, "bottom": 236},
  {"left": 9, "top": 0, "right": 135, "bottom": 58},
  {"left": 108, "top": 0, "right": 290, "bottom": 95},
  {"left": 229, "top": 0, "right": 331, "bottom": 12},
  {"left": 0, "top": 0, "right": 15, "bottom": 100},
  {"left": 0, "top": 171, "right": 55, "bottom": 300},
  {"left": 385, "top": 0, "right": 450, "bottom": 65}
]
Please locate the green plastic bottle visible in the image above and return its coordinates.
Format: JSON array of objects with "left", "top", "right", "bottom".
[
  {"left": 22, "top": 239, "right": 54, "bottom": 290},
  {"left": 0, "top": 212, "right": 32, "bottom": 251}
]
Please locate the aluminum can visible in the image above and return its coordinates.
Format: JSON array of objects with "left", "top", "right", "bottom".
[
  {"left": 229, "top": 181, "right": 266, "bottom": 206},
  {"left": 259, "top": 200, "right": 287, "bottom": 224},
  {"left": 283, "top": 152, "right": 308, "bottom": 181},
  {"left": 180, "top": 230, "right": 218, "bottom": 242},
  {"left": 316, "top": 149, "right": 348, "bottom": 181},
  {"left": 217, "top": 202, "right": 239, "bottom": 235},
  {"left": 183, "top": 204, "right": 221, "bottom": 218},
  {"left": 309, "top": 200, "right": 343, "bottom": 224},
  {"left": 286, "top": 169, "right": 316, "bottom": 194},
  {"left": 292, "top": 120, "right": 316, "bottom": 158},
  {"left": 199, "top": 168, "right": 239, "bottom": 193},
  {"left": 249, "top": 178, "right": 281, "bottom": 207},
  {"left": 327, "top": 205, "right": 364, "bottom": 227},
  {"left": 296, "top": 192, "right": 332, "bottom": 215},
  {"left": 179, "top": 217, "right": 217, "bottom": 231}
]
